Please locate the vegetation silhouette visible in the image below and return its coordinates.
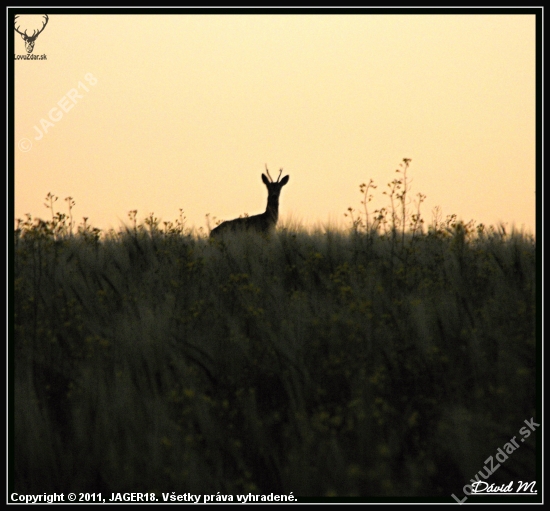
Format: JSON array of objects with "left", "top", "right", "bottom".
[{"left": 13, "top": 159, "right": 536, "bottom": 497}]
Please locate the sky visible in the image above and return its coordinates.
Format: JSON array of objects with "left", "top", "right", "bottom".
[{"left": 13, "top": 11, "right": 538, "bottom": 235}]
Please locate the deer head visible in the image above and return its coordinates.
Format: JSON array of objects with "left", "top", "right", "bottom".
[{"left": 262, "top": 165, "right": 289, "bottom": 205}]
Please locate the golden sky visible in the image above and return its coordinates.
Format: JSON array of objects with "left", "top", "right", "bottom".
[{"left": 14, "top": 12, "right": 537, "bottom": 234}]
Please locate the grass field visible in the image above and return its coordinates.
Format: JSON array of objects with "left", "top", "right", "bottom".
[{"left": 12, "top": 168, "right": 537, "bottom": 498}]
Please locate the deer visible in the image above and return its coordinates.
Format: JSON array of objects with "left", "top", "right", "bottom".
[{"left": 210, "top": 166, "right": 289, "bottom": 238}]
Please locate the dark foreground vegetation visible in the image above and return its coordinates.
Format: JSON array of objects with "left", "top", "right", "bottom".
[{"left": 13, "top": 164, "right": 537, "bottom": 498}]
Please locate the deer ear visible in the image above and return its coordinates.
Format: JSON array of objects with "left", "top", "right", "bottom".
[
  {"left": 280, "top": 175, "right": 289, "bottom": 186},
  {"left": 262, "top": 174, "right": 270, "bottom": 185}
]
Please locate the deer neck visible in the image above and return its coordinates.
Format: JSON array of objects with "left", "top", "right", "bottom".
[{"left": 265, "top": 197, "right": 279, "bottom": 224}]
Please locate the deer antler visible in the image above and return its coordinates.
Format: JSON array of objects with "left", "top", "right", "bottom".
[
  {"left": 265, "top": 164, "right": 273, "bottom": 183},
  {"left": 265, "top": 165, "right": 284, "bottom": 182}
]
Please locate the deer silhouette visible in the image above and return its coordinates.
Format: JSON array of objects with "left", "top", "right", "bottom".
[{"left": 210, "top": 166, "right": 289, "bottom": 238}]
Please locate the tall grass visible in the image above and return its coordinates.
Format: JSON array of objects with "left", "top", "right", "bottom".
[{"left": 12, "top": 166, "right": 536, "bottom": 497}]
